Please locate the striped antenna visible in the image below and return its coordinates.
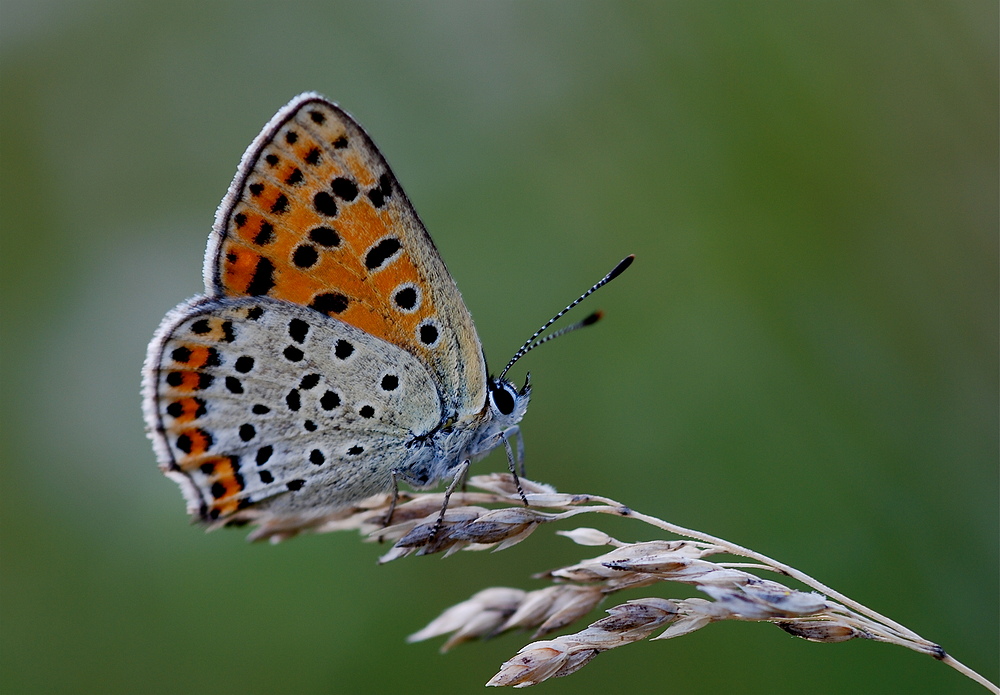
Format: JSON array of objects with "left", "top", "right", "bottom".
[{"left": 498, "top": 255, "right": 634, "bottom": 379}]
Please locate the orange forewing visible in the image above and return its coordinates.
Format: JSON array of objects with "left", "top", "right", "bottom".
[{"left": 207, "top": 96, "right": 486, "bottom": 416}]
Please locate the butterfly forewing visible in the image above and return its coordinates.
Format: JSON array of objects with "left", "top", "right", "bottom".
[
  {"left": 145, "top": 297, "right": 442, "bottom": 523},
  {"left": 206, "top": 94, "right": 486, "bottom": 418}
]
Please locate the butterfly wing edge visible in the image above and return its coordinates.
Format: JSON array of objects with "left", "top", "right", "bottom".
[
  {"left": 203, "top": 92, "right": 331, "bottom": 296},
  {"left": 142, "top": 295, "right": 219, "bottom": 521}
]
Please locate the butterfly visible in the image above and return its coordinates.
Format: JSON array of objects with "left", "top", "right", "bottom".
[{"left": 143, "top": 93, "right": 632, "bottom": 541}]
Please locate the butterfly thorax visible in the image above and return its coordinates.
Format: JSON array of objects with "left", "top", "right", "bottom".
[{"left": 397, "top": 375, "right": 530, "bottom": 489}]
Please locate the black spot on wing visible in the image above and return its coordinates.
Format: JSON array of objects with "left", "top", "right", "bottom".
[
  {"left": 270, "top": 194, "right": 289, "bottom": 214},
  {"left": 330, "top": 177, "right": 358, "bottom": 201},
  {"left": 310, "top": 293, "right": 348, "bottom": 315},
  {"left": 288, "top": 319, "right": 309, "bottom": 343},
  {"left": 234, "top": 356, "right": 254, "bottom": 373},
  {"left": 309, "top": 226, "right": 340, "bottom": 247},
  {"left": 365, "top": 237, "right": 401, "bottom": 270},
  {"left": 246, "top": 257, "right": 276, "bottom": 296},
  {"left": 253, "top": 221, "right": 274, "bottom": 246},
  {"left": 292, "top": 244, "right": 318, "bottom": 268},
  {"left": 313, "top": 191, "right": 337, "bottom": 217},
  {"left": 320, "top": 390, "right": 340, "bottom": 410}
]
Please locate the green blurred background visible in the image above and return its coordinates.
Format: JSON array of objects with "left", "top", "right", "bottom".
[{"left": 2, "top": 2, "right": 996, "bottom": 693}]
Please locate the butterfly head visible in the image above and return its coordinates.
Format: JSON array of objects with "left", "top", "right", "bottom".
[
  {"left": 459, "top": 374, "right": 529, "bottom": 464},
  {"left": 486, "top": 372, "right": 531, "bottom": 428}
]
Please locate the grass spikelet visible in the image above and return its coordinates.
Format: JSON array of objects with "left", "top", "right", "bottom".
[{"left": 298, "top": 473, "right": 998, "bottom": 692}]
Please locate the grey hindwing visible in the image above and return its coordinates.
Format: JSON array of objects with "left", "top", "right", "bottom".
[{"left": 146, "top": 295, "right": 444, "bottom": 516}]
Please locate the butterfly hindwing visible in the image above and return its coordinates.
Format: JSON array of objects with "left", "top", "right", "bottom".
[
  {"left": 144, "top": 296, "right": 442, "bottom": 523},
  {"left": 205, "top": 93, "right": 486, "bottom": 419}
]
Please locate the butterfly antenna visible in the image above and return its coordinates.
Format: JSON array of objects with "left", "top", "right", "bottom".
[
  {"left": 521, "top": 310, "right": 603, "bottom": 354},
  {"left": 498, "top": 255, "right": 634, "bottom": 380}
]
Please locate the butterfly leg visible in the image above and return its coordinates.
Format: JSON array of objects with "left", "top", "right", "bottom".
[
  {"left": 508, "top": 425, "right": 526, "bottom": 477},
  {"left": 378, "top": 470, "right": 404, "bottom": 533},
  {"left": 429, "top": 459, "right": 471, "bottom": 540},
  {"left": 501, "top": 433, "right": 529, "bottom": 507}
]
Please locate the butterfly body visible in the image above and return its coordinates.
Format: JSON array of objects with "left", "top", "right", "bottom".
[{"left": 144, "top": 94, "right": 532, "bottom": 537}]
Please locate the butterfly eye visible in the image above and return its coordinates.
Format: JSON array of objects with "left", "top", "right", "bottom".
[{"left": 490, "top": 384, "right": 516, "bottom": 416}]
